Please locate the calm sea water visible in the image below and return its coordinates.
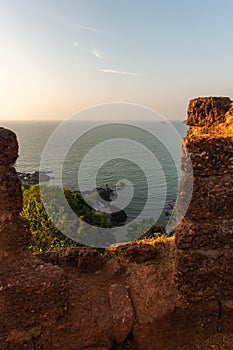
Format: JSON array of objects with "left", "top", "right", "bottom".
[{"left": 2, "top": 120, "right": 187, "bottom": 225}]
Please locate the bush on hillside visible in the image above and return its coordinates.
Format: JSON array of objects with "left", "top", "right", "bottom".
[{"left": 21, "top": 185, "right": 115, "bottom": 252}]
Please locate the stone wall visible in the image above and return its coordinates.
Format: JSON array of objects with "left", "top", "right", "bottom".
[
  {"left": 175, "top": 97, "right": 233, "bottom": 301},
  {"left": 1, "top": 98, "right": 233, "bottom": 350},
  {"left": 0, "top": 128, "right": 68, "bottom": 348}
]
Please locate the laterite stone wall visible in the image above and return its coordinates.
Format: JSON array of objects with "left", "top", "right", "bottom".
[{"left": 175, "top": 97, "right": 233, "bottom": 301}]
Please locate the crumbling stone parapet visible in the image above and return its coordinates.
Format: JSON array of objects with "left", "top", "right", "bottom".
[
  {"left": 0, "top": 128, "right": 68, "bottom": 349},
  {"left": 175, "top": 96, "right": 233, "bottom": 301},
  {"left": 187, "top": 96, "right": 231, "bottom": 126}
]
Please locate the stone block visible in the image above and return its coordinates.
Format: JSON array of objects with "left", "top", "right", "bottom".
[
  {"left": 181, "top": 136, "right": 233, "bottom": 175},
  {"left": 187, "top": 97, "right": 231, "bottom": 126},
  {"left": 109, "top": 283, "right": 134, "bottom": 344},
  {"left": 0, "top": 254, "right": 68, "bottom": 336},
  {"left": 176, "top": 248, "right": 233, "bottom": 301},
  {"left": 175, "top": 219, "right": 233, "bottom": 250},
  {"left": 177, "top": 172, "right": 233, "bottom": 220}
]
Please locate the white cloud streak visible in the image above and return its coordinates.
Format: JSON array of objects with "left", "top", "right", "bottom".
[
  {"left": 91, "top": 48, "right": 104, "bottom": 59},
  {"left": 77, "top": 23, "right": 103, "bottom": 34},
  {"left": 98, "top": 69, "right": 139, "bottom": 76}
]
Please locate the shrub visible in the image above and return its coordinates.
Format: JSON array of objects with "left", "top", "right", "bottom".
[{"left": 21, "top": 185, "right": 115, "bottom": 252}]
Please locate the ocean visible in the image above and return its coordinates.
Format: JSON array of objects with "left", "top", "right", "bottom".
[{"left": 2, "top": 120, "right": 188, "bottom": 227}]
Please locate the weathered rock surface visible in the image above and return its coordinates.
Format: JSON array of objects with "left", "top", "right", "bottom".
[
  {"left": 109, "top": 284, "right": 134, "bottom": 343},
  {"left": 175, "top": 218, "right": 233, "bottom": 250},
  {"left": 2, "top": 96, "right": 233, "bottom": 350},
  {"left": 77, "top": 247, "right": 104, "bottom": 272},
  {"left": 0, "top": 127, "right": 69, "bottom": 349},
  {"left": 0, "top": 127, "right": 18, "bottom": 165},
  {"left": 0, "top": 254, "right": 68, "bottom": 347},
  {"left": 109, "top": 242, "right": 158, "bottom": 263},
  {"left": 176, "top": 248, "right": 233, "bottom": 301},
  {"left": 176, "top": 96, "right": 233, "bottom": 302},
  {"left": 187, "top": 96, "right": 231, "bottom": 126},
  {"left": 0, "top": 215, "right": 31, "bottom": 254},
  {"left": 181, "top": 136, "right": 233, "bottom": 175},
  {"left": 0, "top": 165, "right": 22, "bottom": 215},
  {"left": 178, "top": 172, "right": 233, "bottom": 220}
]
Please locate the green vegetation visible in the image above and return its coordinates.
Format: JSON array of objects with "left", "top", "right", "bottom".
[
  {"left": 126, "top": 217, "right": 166, "bottom": 241},
  {"left": 22, "top": 185, "right": 169, "bottom": 252},
  {"left": 21, "top": 185, "right": 114, "bottom": 252}
]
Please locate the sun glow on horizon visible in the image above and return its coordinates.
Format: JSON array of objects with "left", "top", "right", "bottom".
[{"left": 0, "top": 1, "right": 233, "bottom": 121}]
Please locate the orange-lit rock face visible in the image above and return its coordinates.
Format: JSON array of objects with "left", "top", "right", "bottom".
[
  {"left": 187, "top": 96, "right": 232, "bottom": 127},
  {"left": 175, "top": 96, "right": 233, "bottom": 301},
  {"left": 182, "top": 136, "right": 233, "bottom": 175},
  {"left": 187, "top": 97, "right": 233, "bottom": 136}
]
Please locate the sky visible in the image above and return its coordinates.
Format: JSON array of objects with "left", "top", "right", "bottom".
[{"left": 1, "top": 0, "right": 233, "bottom": 120}]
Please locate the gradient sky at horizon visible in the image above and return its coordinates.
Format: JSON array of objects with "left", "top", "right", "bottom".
[{"left": 1, "top": 0, "right": 233, "bottom": 120}]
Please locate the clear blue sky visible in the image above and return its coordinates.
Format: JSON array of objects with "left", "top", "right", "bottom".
[{"left": 1, "top": 0, "right": 233, "bottom": 120}]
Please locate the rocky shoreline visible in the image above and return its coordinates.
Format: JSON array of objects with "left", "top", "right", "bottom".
[
  {"left": 17, "top": 170, "right": 52, "bottom": 185},
  {"left": 17, "top": 171, "right": 175, "bottom": 226},
  {"left": 18, "top": 172, "right": 128, "bottom": 226}
]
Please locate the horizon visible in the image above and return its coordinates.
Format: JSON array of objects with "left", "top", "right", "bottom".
[
  {"left": 1, "top": 0, "right": 233, "bottom": 121},
  {"left": 0, "top": 118, "right": 185, "bottom": 122}
]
